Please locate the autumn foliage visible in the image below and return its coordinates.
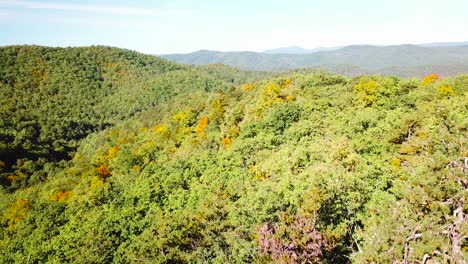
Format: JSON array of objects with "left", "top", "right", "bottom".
[
  {"left": 196, "top": 117, "right": 209, "bottom": 138},
  {"left": 281, "top": 79, "right": 292, "bottom": 89},
  {"left": 437, "top": 84, "right": 454, "bottom": 97},
  {"left": 51, "top": 190, "right": 73, "bottom": 202},
  {"left": 5, "top": 198, "right": 32, "bottom": 228},
  {"left": 221, "top": 136, "right": 232, "bottom": 147},
  {"left": 107, "top": 146, "right": 120, "bottom": 159},
  {"left": 354, "top": 79, "right": 378, "bottom": 106},
  {"left": 1, "top": 46, "right": 467, "bottom": 263},
  {"left": 421, "top": 73, "right": 439, "bottom": 86},
  {"left": 96, "top": 163, "right": 111, "bottom": 177},
  {"left": 241, "top": 83, "right": 254, "bottom": 92}
]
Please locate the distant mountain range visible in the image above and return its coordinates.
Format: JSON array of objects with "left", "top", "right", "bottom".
[
  {"left": 160, "top": 42, "right": 468, "bottom": 77},
  {"left": 263, "top": 46, "right": 343, "bottom": 54},
  {"left": 262, "top": 42, "right": 468, "bottom": 54},
  {"left": 418, "top": 41, "right": 468, "bottom": 47}
]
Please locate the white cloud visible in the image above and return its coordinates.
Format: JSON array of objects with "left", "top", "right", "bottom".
[{"left": 0, "top": 0, "right": 193, "bottom": 17}]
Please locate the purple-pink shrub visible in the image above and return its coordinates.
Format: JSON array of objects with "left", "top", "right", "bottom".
[{"left": 257, "top": 215, "right": 326, "bottom": 263}]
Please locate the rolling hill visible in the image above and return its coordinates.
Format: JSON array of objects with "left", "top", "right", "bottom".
[{"left": 0, "top": 45, "right": 268, "bottom": 184}]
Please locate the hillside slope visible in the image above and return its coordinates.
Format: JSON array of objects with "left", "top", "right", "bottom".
[
  {"left": 0, "top": 46, "right": 268, "bottom": 189},
  {"left": 0, "top": 46, "right": 467, "bottom": 263}
]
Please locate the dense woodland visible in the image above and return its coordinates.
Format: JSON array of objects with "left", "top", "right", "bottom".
[{"left": 0, "top": 45, "right": 467, "bottom": 263}]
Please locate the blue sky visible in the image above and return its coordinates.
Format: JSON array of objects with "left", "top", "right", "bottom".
[{"left": 1, "top": 0, "right": 467, "bottom": 54}]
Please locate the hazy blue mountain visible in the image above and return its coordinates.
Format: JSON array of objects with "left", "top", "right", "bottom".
[
  {"left": 263, "top": 46, "right": 342, "bottom": 54},
  {"left": 161, "top": 44, "right": 468, "bottom": 77},
  {"left": 262, "top": 42, "right": 468, "bottom": 54},
  {"left": 418, "top": 41, "right": 468, "bottom": 47}
]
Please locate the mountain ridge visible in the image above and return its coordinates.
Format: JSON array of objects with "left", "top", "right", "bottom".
[
  {"left": 263, "top": 46, "right": 343, "bottom": 54},
  {"left": 161, "top": 44, "right": 468, "bottom": 77},
  {"left": 262, "top": 41, "right": 468, "bottom": 54}
]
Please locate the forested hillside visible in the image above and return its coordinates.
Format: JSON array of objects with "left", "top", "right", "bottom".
[
  {"left": 0, "top": 46, "right": 467, "bottom": 263},
  {"left": 0, "top": 46, "right": 267, "bottom": 190},
  {"left": 161, "top": 44, "right": 468, "bottom": 76}
]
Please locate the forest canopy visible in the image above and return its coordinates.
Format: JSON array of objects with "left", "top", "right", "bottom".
[{"left": 0, "top": 45, "right": 467, "bottom": 263}]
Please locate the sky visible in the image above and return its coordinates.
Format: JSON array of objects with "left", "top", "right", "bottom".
[{"left": 1, "top": 0, "right": 467, "bottom": 54}]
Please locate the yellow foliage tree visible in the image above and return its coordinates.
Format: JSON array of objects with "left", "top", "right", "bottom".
[
  {"left": 209, "top": 99, "right": 225, "bottom": 123},
  {"left": 422, "top": 73, "right": 439, "bottom": 86},
  {"left": 173, "top": 110, "right": 191, "bottom": 124},
  {"left": 211, "top": 99, "right": 225, "bottom": 114},
  {"left": 221, "top": 136, "right": 232, "bottom": 148},
  {"left": 152, "top": 123, "right": 170, "bottom": 139},
  {"left": 241, "top": 83, "right": 255, "bottom": 92},
  {"left": 51, "top": 190, "right": 74, "bottom": 202},
  {"left": 256, "top": 83, "right": 284, "bottom": 115},
  {"left": 281, "top": 79, "right": 292, "bottom": 89},
  {"left": 354, "top": 79, "right": 378, "bottom": 106},
  {"left": 196, "top": 117, "right": 209, "bottom": 138},
  {"left": 5, "top": 198, "right": 32, "bottom": 228},
  {"left": 90, "top": 176, "right": 104, "bottom": 190},
  {"left": 437, "top": 84, "right": 454, "bottom": 97},
  {"left": 7, "top": 174, "right": 17, "bottom": 182},
  {"left": 172, "top": 110, "right": 195, "bottom": 143},
  {"left": 107, "top": 146, "right": 120, "bottom": 160}
]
